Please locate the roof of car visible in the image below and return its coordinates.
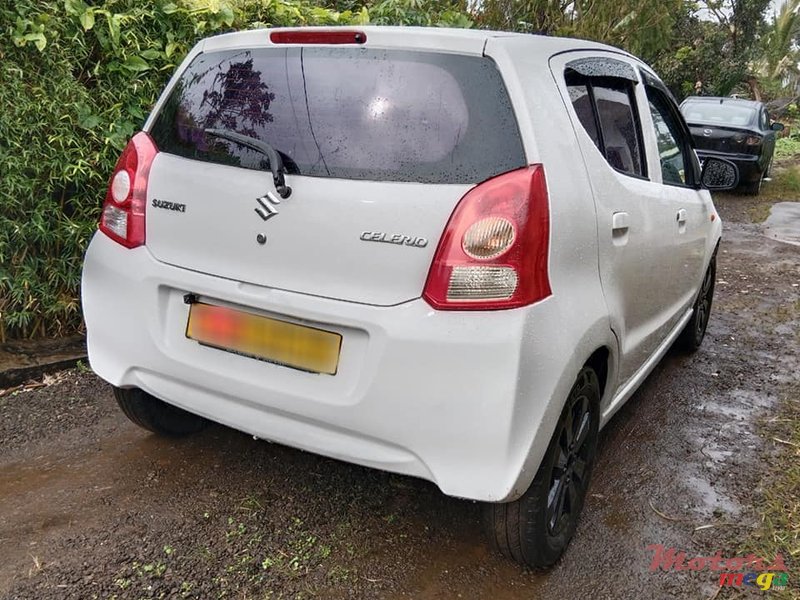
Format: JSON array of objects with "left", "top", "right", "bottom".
[
  {"left": 682, "top": 96, "right": 763, "bottom": 109},
  {"left": 201, "top": 26, "right": 631, "bottom": 58}
]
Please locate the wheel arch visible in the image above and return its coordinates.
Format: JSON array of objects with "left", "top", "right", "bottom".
[
  {"left": 584, "top": 346, "right": 611, "bottom": 406},
  {"left": 503, "top": 319, "right": 618, "bottom": 503}
]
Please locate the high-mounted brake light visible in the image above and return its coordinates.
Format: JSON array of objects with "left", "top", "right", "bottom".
[
  {"left": 423, "top": 166, "right": 551, "bottom": 310},
  {"left": 270, "top": 30, "right": 367, "bottom": 45},
  {"left": 99, "top": 132, "right": 158, "bottom": 249}
]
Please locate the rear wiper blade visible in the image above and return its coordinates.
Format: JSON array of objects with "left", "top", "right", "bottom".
[{"left": 205, "top": 128, "right": 292, "bottom": 199}]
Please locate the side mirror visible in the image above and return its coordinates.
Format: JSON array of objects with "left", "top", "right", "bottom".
[
  {"left": 701, "top": 157, "right": 739, "bottom": 191},
  {"left": 771, "top": 122, "right": 785, "bottom": 131}
]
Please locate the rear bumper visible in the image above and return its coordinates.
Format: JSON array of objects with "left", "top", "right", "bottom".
[
  {"left": 696, "top": 150, "right": 764, "bottom": 183},
  {"left": 82, "top": 232, "right": 562, "bottom": 502}
]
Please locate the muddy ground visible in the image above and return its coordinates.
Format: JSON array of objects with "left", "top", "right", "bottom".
[{"left": 1, "top": 199, "right": 798, "bottom": 600}]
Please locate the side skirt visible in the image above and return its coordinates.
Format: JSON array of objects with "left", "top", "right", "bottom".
[{"left": 600, "top": 307, "right": 694, "bottom": 427}]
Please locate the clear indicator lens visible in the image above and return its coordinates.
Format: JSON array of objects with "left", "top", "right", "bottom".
[
  {"left": 462, "top": 217, "right": 516, "bottom": 259},
  {"left": 110, "top": 170, "right": 131, "bottom": 203},
  {"left": 102, "top": 204, "right": 128, "bottom": 239},
  {"left": 447, "top": 266, "right": 518, "bottom": 300}
]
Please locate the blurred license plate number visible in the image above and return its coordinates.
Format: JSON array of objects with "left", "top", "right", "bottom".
[{"left": 186, "top": 302, "right": 341, "bottom": 375}]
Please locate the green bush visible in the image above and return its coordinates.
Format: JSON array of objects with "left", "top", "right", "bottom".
[
  {"left": 0, "top": 0, "right": 471, "bottom": 341},
  {"left": 775, "top": 134, "right": 800, "bottom": 160}
]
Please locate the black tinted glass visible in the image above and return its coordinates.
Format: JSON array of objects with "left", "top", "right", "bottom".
[
  {"left": 593, "top": 83, "right": 644, "bottom": 176},
  {"left": 648, "top": 100, "right": 686, "bottom": 185},
  {"left": 646, "top": 88, "right": 692, "bottom": 186},
  {"left": 681, "top": 102, "right": 756, "bottom": 127},
  {"left": 150, "top": 48, "right": 525, "bottom": 184},
  {"left": 568, "top": 84, "right": 600, "bottom": 150}
]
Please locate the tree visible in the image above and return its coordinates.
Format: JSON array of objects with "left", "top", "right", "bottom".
[
  {"left": 471, "top": 0, "right": 771, "bottom": 100},
  {"left": 757, "top": 0, "right": 800, "bottom": 92},
  {"left": 650, "top": 0, "right": 770, "bottom": 98},
  {"left": 474, "top": 0, "right": 681, "bottom": 62}
]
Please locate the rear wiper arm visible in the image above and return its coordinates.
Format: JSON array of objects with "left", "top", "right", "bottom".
[{"left": 205, "top": 128, "right": 292, "bottom": 199}]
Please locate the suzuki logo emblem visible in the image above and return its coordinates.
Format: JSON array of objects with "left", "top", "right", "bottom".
[
  {"left": 703, "top": 128, "right": 713, "bottom": 137},
  {"left": 255, "top": 191, "right": 282, "bottom": 221}
]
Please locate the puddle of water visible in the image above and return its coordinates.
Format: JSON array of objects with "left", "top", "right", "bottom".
[
  {"left": 763, "top": 202, "right": 800, "bottom": 246},
  {"left": 696, "top": 398, "right": 752, "bottom": 421},
  {"left": 699, "top": 444, "right": 734, "bottom": 463},
  {"left": 696, "top": 387, "right": 773, "bottom": 422},
  {"left": 683, "top": 474, "right": 740, "bottom": 518}
]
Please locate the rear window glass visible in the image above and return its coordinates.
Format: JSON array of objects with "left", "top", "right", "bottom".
[
  {"left": 681, "top": 102, "right": 756, "bottom": 127},
  {"left": 149, "top": 47, "right": 526, "bottom": 184}
]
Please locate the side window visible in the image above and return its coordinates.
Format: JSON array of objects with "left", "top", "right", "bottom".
[
  {"left": 760, "top": 109, "right": 769, "bottom": 130},
  {"left": 593, "top": 83, "right": 644, "bottom": 176},
  {"left": 567, "top": 85, "right": 600, "bottom": 149},
  {"left": 645, "top": 87, "right": 693, "bottom": 187},
  {"left": 566, "top": 72, "right": 646, "bottom": 178}
]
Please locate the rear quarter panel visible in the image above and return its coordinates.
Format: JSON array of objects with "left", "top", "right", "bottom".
[{"left": 484, "top": 38, "right": 619, "bottom": 498}]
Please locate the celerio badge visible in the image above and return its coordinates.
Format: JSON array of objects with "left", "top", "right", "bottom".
[{"left": 360, "top": 231, "right": 428, "bottom": 248}]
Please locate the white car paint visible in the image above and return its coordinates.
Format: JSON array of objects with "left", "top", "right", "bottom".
[{"left": 82, "top": 26, "right": 721, "bottom": 503}]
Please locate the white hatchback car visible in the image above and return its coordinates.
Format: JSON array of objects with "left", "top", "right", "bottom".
[{"left": 82, "top": 27, "right": 736, "bottom": 567}]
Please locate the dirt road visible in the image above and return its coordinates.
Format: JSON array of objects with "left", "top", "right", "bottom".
[{"left": 1, "top": 201, "right": 798, "bottom": 599}]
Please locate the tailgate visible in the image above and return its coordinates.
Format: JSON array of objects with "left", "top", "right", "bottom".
[
  {"left": 143, "top": 41, "right": 526, "bottom": 305},
  {"left": 146, "top": 158, "right": 469, "bottom": 305}
]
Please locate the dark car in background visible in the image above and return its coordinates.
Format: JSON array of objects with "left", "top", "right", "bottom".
[{"left": 680, "top": 96, "right": 784, "bottom": 195}]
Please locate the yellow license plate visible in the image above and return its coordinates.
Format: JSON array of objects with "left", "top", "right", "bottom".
[{"left": 186, "top": 302, "right": 342, "bottom": 375}]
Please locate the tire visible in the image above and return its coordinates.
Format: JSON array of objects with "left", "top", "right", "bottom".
[
  {"left": 765, "top": 158, "right": 773, "bottom": 179},
  {"left": 483, "top": 367, "right": 600, "bottom": 568},
  {"left": 676, "top": 254, "right": 716, "bottom": 352},
  {"left": 113, "top": 386, "right": 208, "bottom": 437},
  {"left": 742, "top": 175, "right": 763, "bottom": 195}
]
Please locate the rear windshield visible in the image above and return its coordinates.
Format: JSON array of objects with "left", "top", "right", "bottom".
[
  {"left": 149, "top": 47, "right": 526, "bottom": 184},
  {"left": 681, "top": 102, "right": 756, "bottom": 127}
]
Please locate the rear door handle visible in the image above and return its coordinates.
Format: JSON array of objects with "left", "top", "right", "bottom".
[
  {"left": 612, "top": 211, "right": 630, "bottom": 231},
  {"left": 611, "top": 211, "right": 630, "bottom": 246},
  {"left": 676, "top": 208, "right": 687, "bottom": 224}
]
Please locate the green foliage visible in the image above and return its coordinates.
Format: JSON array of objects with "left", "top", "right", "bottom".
[
  {"left": 0, "top": 0, "right": 472, "bottom": 340},
  {"left": 760, "top": 0, "right": 800, "bottom": 79},
  {"left": 775, "top": 135, "right": 800, "bottom": 160},
  {"left": 474, "top": 0, "right": 682, "bottom": 62},
  {"left": 471, "top": 0, "right": 772, "bottom": 100},
  {"left": 645, "top": 0, "right": 771, "bottom": 98}
]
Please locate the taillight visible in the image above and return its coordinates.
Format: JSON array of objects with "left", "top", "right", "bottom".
[
  {"left": 270, "top": 30, "right": 366, "bottom": 44},
  {"left": 423, "top": 165, "right": 551, "bottom": 310},
  {"left": 99, "top": 132, "right": 158, "bottom": 248}
]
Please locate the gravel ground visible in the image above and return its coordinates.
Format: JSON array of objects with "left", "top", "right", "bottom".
[{"left": 0, "top": 200, "right": 798, "bottom": 600}]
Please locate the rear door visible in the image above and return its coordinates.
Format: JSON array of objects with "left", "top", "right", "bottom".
[
  {"left": 550, "top": 52, "right": 688, "bottom": 384},
  {"left": 638, "top": 74, "right": 712, "bottom": 316},
  {"left": 144, "top": 45, "right": 526, "bottom": 306}
]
